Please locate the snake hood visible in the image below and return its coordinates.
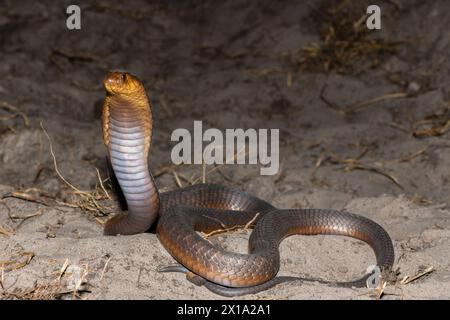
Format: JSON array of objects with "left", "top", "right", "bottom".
[{"left": 102, "top": 71, "right": 158, "bottom": 235}]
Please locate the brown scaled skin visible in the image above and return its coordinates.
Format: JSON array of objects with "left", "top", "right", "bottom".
[{"left": 101, "top": 71, "right": 395, "bottom": 296}]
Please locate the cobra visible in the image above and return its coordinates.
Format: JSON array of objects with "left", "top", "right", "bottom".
[{"left": 101, "top": 71, "right": 395, "bottom": 296}]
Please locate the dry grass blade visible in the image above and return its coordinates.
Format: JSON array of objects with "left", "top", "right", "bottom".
[
  {"left": 320, "top": 83, "right": 408, "bottom": 115},
  {"left": 14, "top": 252, "right": 35, "bottom": 270},
  {"left": 0, "top": 199, "right": 11, "bottom": 216},
  {"left": 40, "top": 122, "right": 111, "bottom": 217},
  {"left": 376, "top": 280, "right": 387, "bottom": 300},
  {"left": 286, "top": 72, "right": 293, "bottom": 87},
  {"left": 72, "top": 265, "right": 90, "bottom": 298},
  {"left": 58, "top": 259, "right": 70, "bottom": 281},
  {"left": 349, "top": 162, "right": 403, "bottom": 189},
  {"left": 378, "top": 147, "right": 427, "bottom": 166},
  {"left": 387, "top": 121, "right": 410, "bottom": 134},
  {"left": 94, "top": 217, "right": 107, "bottom": 225},
  {"left": 99, "top": 256, "right": 112, "bottom": 281},
  {"left": 397, "top": 148, "right": 427, "bottom": 162},
  {"left": 0, "top": 101, "right": 30, "bottom": 127},
  {"left": 172, "top": 170, "right": 183, "bottom": 188},
  {"left": 243, "top": 213, "right": 260, "bottom": 229},
  {"left": 190, "top": 144, "right": 248, "bottom": 185},
  {"left": 410, "top": 194, "right": 433, "bottom": 206},
  {"left": 10, "top": 208, "right": 44, "bottom": 221},
  {"left": 0, "top": 267, "right": 4, "bottom": 291},
  {"left": 70, "top": 79, "right": 103, "bottom": 91},
  {"left": 413, "top": 121, "right": 450, "bottom": 137},
  {"left": 412, "top": 104, "right": 450, "bottom": 138},
  {"left": 203, "top": 213, "right": 260, "bottom": 239},
  {"left": 0, "top": 201, "right": 15, "bottom": 235},
  {"left": 247, "top": 67, "right": 284, "bottom": 77},
  {"left": 322, "top": 151, "right": 403, "bottom": 189},
  {"left": 11, "top": 208, "right": 44, "bottom": 231},
  {"left": 342, "top": 92, "right": 408, "bottom": 114},
  {"left": 1, "top": 259, "right": 95, "bottom": 300},
  {"left": 0, "top": 224, "right": 14, "bottom": 237},
  {"left": 154, "top": 164, "right": 181, "bottom": 177},
  {"left": 311, "top": 153, "right": 327, "bottom": 180},
  {"left": 40, "top": 122, "right": 80, "bottom": 192},
  {"left": 314, "top": 153, "right": 327, "bottom": 170},
  {"left": 202, "top": 162, "right": 206, "bottom": 184},
  {"left": 3, "top": 191, "right": 50, "bottom": 206},
  {"left": 0, "top": 252, "right": 35, "bottom": 271},
  {"left": 51, "top": 47, "right": 103, "bottom": 63},
  {"left": 96, "top": 168, "right": 111, "bottom": 200}
]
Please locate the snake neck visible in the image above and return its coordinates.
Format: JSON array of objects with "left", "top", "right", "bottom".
[{"left": 103, "top": 94, "right": 160, "bottom": 235}]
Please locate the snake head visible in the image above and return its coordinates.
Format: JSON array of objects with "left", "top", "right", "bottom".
[{"left": 104, "top": 71, "right": 146, "bottom": 97}]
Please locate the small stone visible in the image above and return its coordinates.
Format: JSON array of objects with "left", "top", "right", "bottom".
[{"left": 407, "top": 81, "right": 421, "bottom": 94}]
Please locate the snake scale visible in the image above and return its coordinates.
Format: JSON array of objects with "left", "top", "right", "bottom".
[{"left": 101, "top": 71, "right": 395, "bottom": 296}]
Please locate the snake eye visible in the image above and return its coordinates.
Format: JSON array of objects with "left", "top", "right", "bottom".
[{"left": 121, "top": 73, "right": 127, "bottom": 82}]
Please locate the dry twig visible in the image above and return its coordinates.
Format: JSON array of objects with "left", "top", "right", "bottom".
[
  {"left": 203, "top": 213, "right": 260, "bottom": 239},
  {"left": 0, "top": 101, "right": 30, "bottom": 127},
  {"left": 399, "top": 266, "right": 434, "bottom": 285}
]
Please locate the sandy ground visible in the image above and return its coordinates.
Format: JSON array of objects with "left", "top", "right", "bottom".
[{"left": 1, "top": 0, "right": 450, "bottom": 299}]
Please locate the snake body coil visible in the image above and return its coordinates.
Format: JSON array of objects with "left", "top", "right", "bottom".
[{"left": 102, "top": 71, "right": 395, "bottom": 296}]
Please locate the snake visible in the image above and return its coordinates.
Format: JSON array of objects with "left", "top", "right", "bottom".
[{"left": 101, "top": 71, "right": 395, "bottom": 296}]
